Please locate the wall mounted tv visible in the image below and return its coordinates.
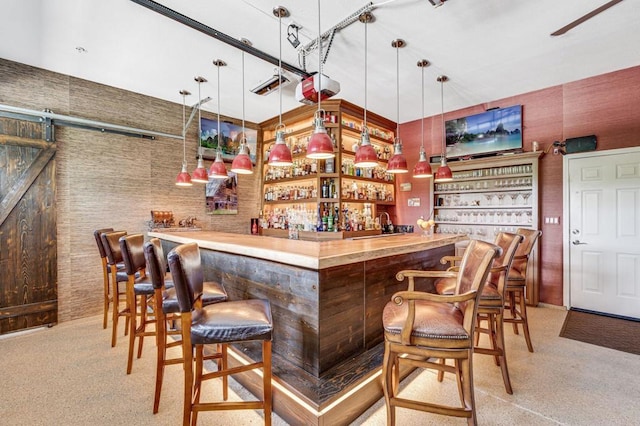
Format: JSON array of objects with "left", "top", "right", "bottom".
[{"left": 445, "top": 105, "right": 522, "bottom": 160}]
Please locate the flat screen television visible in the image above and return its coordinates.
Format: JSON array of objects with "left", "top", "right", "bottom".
[{"left": 445, "top": 105, "right": 522, "bottom": 160}]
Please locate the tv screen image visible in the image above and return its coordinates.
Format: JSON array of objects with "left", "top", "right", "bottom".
[{"left": 445, "top": 105, "right": 522, "bottom": 160}]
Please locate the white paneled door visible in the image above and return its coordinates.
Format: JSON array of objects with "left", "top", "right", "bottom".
[{"left": 566, "top": 148, "right": 640, "bottom": 319}]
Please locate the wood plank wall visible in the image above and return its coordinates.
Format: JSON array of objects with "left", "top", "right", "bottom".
[
  {"left": 0, "top": 58, "right": 261, "bottom": 322},
  {"left": 397, "top": 65, "right": 640, "bottom": 306}
]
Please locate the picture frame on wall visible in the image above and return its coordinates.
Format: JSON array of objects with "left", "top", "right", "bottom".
[
  {"left": 199, "top": 118, "right": 258, "bottom": 164},
  {"left": 205, "top": 172, "right": 238, "bottom": 215}
]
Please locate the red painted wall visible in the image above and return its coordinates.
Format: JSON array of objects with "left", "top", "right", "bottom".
[{"left": 397, "top": 65, "right": 640, "bottom": 306}]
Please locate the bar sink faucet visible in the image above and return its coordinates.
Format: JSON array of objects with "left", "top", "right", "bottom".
[{"left": 380, "top": 212, "right": 393, "bottom": 233}]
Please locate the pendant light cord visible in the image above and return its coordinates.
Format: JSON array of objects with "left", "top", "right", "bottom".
[
  {"left": 182, "top": 91, "right": 187, "bottom": 165},
  {"left": 364, "top": 19, "right": 368, "bottom": 127},
  {"left": 242, "top": 50, "right": 246, "bottom": 142},
  {"left": 278, "top": 13, "right": 283, "bottom": 127},
  {"left": 217, "top": 64, "right": 221, "bottom": 152},
  {"left": 421, "top": 65, "right": 424, "bottom": 149},
  {"left": 396, "top": 44, "right": 400, "bottom": 141},
  {"left": 441, "top": 79, "right": 444, "bottom": 156},
  {"left": 197, "top": 81, "right": 202, "bottom": 159},
  {"left": 317, "top": 0, "right": 322, "bottom": 114}
]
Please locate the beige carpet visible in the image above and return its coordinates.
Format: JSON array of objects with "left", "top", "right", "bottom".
[{"left": 1, "top": 306, "right": 640, "bottom": 425}]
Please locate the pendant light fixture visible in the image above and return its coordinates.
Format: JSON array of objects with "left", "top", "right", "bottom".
[
  {"left": 175, "top": 89, "right": 193, "bottom": 187},
  {"left": 267, "top": 6, "right": 293, "bottom": 167},
  {"left": 231, "top": 39, "right": 254, "bottom": 175},
  {"left": 192, "top": 76, "right": 209, "bottom": 182},
  {"left": 353, "top": 12, "right": 378, "bottom": 169},
  {"left": 413, "top": 59, "right": 433, "bottom": 178},
  {"left": 434, "top": 75, "right": 453, "bottom": 181},
  {"left": 209, "top": 59, "right": 229, "bottom": 179},
  {"left": 305, "top": 0, "right": 336, "bottom": 160},
  {"left": 387, "top": 39, "right": 408, "bottom": 174}
]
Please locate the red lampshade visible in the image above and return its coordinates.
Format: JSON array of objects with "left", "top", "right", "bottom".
[
  {"left": 306, "top": 116, "right": 335, "bottom": 160},
  {"left": 175, "top": 164, "right": 193, "bottom": 187},
  {"left": 413, "top": 148, "right": 433, "bottom": 178},
  {"left": 230, "top": 144, "right": 253, "bottom": 174},
  {"left": 434, "top": 158, "right": 453, "bottom": 181},
  {"left": 387, "top": 140, "right": 408, "bottom": 174},
  {"left": 208, "top": 151, "right": 228, "bottom": 179},
  {"left": 354, "top": 131, "right": 378, "bottom": 168},
  {"left": 191, "top": 157, "right": 209, "bottom": 183},
  {"left": 268, "top": 130, "right": 293, "bottom": 166}
]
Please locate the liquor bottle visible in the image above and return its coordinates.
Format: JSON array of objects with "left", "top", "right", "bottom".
[
  {"left": 322, "top": 206, "right": 328, "bottom": 232},
  {"left": 317, "top": 206, "right": 323, "bottom": 232},
  {"left": 333, "top": 206, "right": 339, "bottom": 232},
  {"left": 327, "top": 207, "right": 334, "bottom": 232},
  {"left": 329, "top": 179, "right": 336, "bottom": 199},
  {"left": 321, "top": 179, "right": 329, "bottom": 198}
]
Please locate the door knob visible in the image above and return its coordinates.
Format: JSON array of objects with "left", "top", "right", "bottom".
[{"left": 572, "top": 240, "right": 587, "bottom": 245}]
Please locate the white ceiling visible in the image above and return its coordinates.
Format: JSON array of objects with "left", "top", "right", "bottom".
[{"left": 1, "top": 0, "right": 639, "bottom": 125}]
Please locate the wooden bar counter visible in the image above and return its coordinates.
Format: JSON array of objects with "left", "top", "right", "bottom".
[{"left": 149, "top": 230, "right": 466, "bottom": 425}]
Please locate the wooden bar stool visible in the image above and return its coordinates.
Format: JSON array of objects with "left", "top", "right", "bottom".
[
  {"left": 119, "top": 233, "right": 160, "bottom": 374},
  {"left": 382, "top": 240, "right": 500, "bottom": 426},
  {"left": 435, "top": 232, "right": 523, "bottom": 394},
  {"left": 100, "top": 230, "right": 131, "bottom": 347},
  {"left": 94, "top": 228, "right": 119, "bottom": 329},
  {"left": 168, "top": 242, "right": 273, "bottom": 426},
  {"left": 144, "top": 238, "right": 228, "bottom": 414},
  {"left": 504, "top": 228, "right": 542, "bottom": 352}
]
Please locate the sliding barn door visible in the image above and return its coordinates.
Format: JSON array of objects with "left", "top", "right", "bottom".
[{"left": 0, "top": 117, "right": 57, "bottom": 334}]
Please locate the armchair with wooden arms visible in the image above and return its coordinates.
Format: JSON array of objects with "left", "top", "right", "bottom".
[{"left": 382, "top": 239, "right": 501, "bottom": 426}]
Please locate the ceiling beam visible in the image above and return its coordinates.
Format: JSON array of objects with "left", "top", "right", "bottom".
[{"left": 129, "top": 0, "right": 312, "bottom": 78}]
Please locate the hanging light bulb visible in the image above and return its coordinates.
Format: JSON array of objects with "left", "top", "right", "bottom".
[
  {"left": 209, "top": 59, "right": 229, "bottom": 179},
  {"left": 413, "top": 59, "right": 433, "bottom": 178},
  {"left": 268, "top": 6, "right": 293, "bottom": 167},
  {"left": 192, "top": 76, "right": 209, "bottom": 183},
  {"left": 387, "top": 39, "right": 408, "bottom": 174},
  {"left": 305, "top": 0, "right": 336, "bottom": 160},
  {"left": 231, "top": 39, "right": 254, "bottom": 175},
  {"left": 176, "top": 89, "right": 193, "bottom": 187},
  {"left": 354, "top": 12, "right": 378, "bottom": 169},
  {"left": 434, "top": 75, "right": 453, "bottom": 181}
]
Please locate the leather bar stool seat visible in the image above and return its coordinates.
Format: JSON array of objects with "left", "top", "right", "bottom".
[
  {"left": 382, "top": 239, "right": 501, "bottom": 426},
  {"left": 168, "top": 242, "right": 273, "bottom": 426},
  {"left": 144, "top": 238, "right": 227, "bottom": 414}
]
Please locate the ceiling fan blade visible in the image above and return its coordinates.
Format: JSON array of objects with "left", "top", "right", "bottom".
[{"left": 551, "top": 0, "right": 624, "bottom": 36}]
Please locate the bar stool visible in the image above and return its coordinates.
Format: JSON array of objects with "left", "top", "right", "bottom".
[
  {"left": 382, "top": 239, "right": 500, "bottom": 426},
  {"left": 434, "top": 233, "right": 523, "bottom": 394},
  {"left": 144, "top": 238, "right": 228, "bottom": 414},
  {"left": 119, "top": 233, "right": 161, "bottom": 374},
  {"left": 504, "top": 228, "right": 542, "bottom": 352},
  {"left": 100, "top": 230, "right": 131, "bottom": 347},
  {"left": 94, "top": 228, "right": 116, "bottom": 329},
  {"left": 168, "top": 242, "right": 273, "bottom": 426}
]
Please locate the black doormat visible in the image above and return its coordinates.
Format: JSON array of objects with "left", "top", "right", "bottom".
[{"left": 560, "top": 308, "right": 640, "bottom": 356}]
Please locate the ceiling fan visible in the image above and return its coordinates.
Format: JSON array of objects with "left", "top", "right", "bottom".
[{"left": 551, "top": 0, "right": 624, "bottom": 36}]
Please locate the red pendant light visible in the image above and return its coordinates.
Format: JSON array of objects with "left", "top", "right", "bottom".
[
  {"left": 413, "top": 59, "right": 433, "bottom": 178},
  {"left": 192, "top": 76, "right": 209, "bottom": 183},
  {"left": 268, "top": 6, "right": 293, "bottom": 168},
  {"left": 231, "top": 40, "right": 254, "bottom": 175},
  {"left": 387, "top": 39, "right": 408, "bottom": 174},
  {"left": 175, "top": 89, "right": 193, "bottom": 187},
  {"left": 434, "top": 75, "right": 453, "bottom": 182},
  {"left": 354, "top": 12, "right": 378, "bottom": 169},
  {"left": 306, "top": 0, "right": 335, "bottom": 161},
  {"left": 209, "top": 59, "right": 228, "bottom": 180}
]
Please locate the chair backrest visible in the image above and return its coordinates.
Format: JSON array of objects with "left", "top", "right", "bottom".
[
  {"left": 101, "top": 231, "right": 127, "bottom": 266},
  {"left": 144, "top": 238, "right": 167, "bottom": 290},
  {"left": 511, "top": 228, "right": 542, "bottom": 279},
  {"left": 167, "top": 242, "right": 204, "bottom": 313},
  {"left": 455, "top": 239, "right": 502, "bottom": 316},
  {"left": 94, "top": 228, "right": 114, "bottom": 259},
  {"left": 488, "top": 232, "right": 524, "bottom": 294},
  {"left": 119, "top": 233, "right": 146, "bottom": 276}
]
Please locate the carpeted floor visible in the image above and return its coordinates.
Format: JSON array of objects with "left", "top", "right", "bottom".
[
  {"left": 2, "top": 306, "right": 640, "bottom": 425},
  {"left": 560, "top": 308, "right": 640, "bottom": 355}
]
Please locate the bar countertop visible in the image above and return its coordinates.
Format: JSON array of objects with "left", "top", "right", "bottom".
[{"left": 147, "top": 230, "right": 467, "bottom": 270}]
